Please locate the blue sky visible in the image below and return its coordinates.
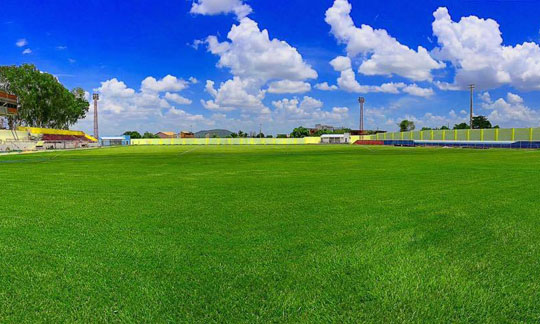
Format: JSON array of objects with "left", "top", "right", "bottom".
[{"left": 2, "top": 0, "right": 540, "bottom": 135}]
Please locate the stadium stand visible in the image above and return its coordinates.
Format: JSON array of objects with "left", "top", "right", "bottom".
[{"left": 0, "top": 127, "right": 98, "bottom": 152}]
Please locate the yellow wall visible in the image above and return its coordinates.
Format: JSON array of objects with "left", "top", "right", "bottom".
[
  {"left": 358, "top": 128, "right": 540, "bottom": 142},
  {"left": 131, "top": 137, "right": 322, "bottom": 145}
]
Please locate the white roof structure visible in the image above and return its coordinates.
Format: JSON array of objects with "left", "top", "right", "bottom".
[
  {"left": 320, "top": 134, "right": 348, "bottom": 138},
  {"left": 100, "top": 136, "right": 126, "bottom": 140}
]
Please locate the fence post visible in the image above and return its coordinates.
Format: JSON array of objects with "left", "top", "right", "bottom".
[
  {"left": 442, "top": 130, "right": 446, "bottom": 141},
  {"left": 410, "top": 131, "right": 413, "bottom": 140},
  {"left": 530, "top": 128, "right": 533, "bottom": 142},
  {"left": 431, "top": 130, "right": 434, "bottom": 140},
  {"left": 495, "top": 128, "right": 499, "bottom": 141},
  {"left": 401, "top": 132, "right": 404, "bottom": 140},
  {"left": 512, "top": 128, "right": 515, "bottom": 141},
  {"left": 420, "top": 131, "right": 424, "bottom": 140},
  {"left": 454, "top": 130, "right": 457, "bottom": 141},
  {"left": 467, "top": 129, "right": 470, "bottom": 141},
  {"left": 481, "top": 129, "right": 484, "bottom": 142}
]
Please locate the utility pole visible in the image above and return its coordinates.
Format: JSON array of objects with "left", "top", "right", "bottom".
[
  {"left": 93, "top": 93, "right": 99, "bottom": 139},
  {"left": 358, "top": 97, "right": 365, "bottom": 133},
  {"left": 469, "top": 84, "right": 475, "bottom": 129},
  {"left": 259, "top": 123, "right": 262, "bottom": 137}
]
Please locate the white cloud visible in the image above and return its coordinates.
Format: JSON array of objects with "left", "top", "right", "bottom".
[
  {"left": 202, "top": 77, "right": 269, "bottom": 113},
  {"left": 327, "top": 56, "right": 434, "bottom": 96},
  {"left": 365, "top": 106, "right": 467, "bottom": 131},
  {"left": 506, "top": 92, "right": 523, "bottom": 104},
  {"left": 164, "top": 92, "right": 192, "bottom": 105},
  {"left": 206, "top": 17, "right": 317, "bottom": 83},
  {"left": 432, "top": 7, "right": 540, "bottom": 90},
  {"left": 480, "top": 92, "right": 540, "bottom": 127},
  {"left": 189, "top": 77, "right": 199, "bottom": 84},
  {"left": 327, "top": 56, "right": 433, "bottom": 96},
  {"left": 15, "top": 39, "right": 27, "bottom": 47},
  {"left": 336, "top": 67, "right": 399, "bottom": 93},
  {"left": 141, "top": 75, "right": 189, "bottom": 93},
  {"left": 434, "top": 81, "right": 462, "bottom": 91},
  {"left": 272, "top": 96, "right": 349, "bottom": 122},
  {"left": 99, "top": 78, "right": 135, "bottom": 99},
  {"left": 75, "top": 77, "right": 213, "bottom": 135},
  {"left": 165, "top": 108, "right": 205, "bottom": 122},
  {"left": 22, "top": 48, "right": 32, "bottom": 55},
  {"left": 267, "top": 80, "right": 311, "bottom": 94},
  {"left": 402, "top": 84, "right": 434, "bottom": 98},
  {"left": 190, "top": 0, "right": 252, "bottom": 19},
  {"left": 329, "top": 56, "right": 352, "bottom": 72},
  {"left": 478, "top": 92, "right": 492, "bottom": 104},
  {"left": 325, "top": 0, "right": 444, "bottom": 81},
  {"left": 315, "top": 82, "right": 338, "bottom": 91},
  {"left": 333, "top": 61, "right": 397, "bottom": 93}
]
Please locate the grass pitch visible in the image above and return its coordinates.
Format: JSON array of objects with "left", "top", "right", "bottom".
[{"left": 1, "top": 145, "right": 540, "bottom": 322}]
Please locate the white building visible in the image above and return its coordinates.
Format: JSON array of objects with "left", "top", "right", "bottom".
[{"left": 320, "top": 133, "right": 350, "bottom": 144}]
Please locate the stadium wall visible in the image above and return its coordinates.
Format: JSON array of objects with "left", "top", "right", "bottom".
[
  {"left": 131, "top": 137, "right": 322, "bottom": 145},
  {"left": 360, "top": 127, "right": 540, "bottom": 142}
]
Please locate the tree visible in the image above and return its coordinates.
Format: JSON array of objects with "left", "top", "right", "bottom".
[
  {"left": 453, "top": 123, "right": 469, "bottom": 130},
  {"left": 421, "top": 127, "right": 432, "bottom": 131},
  {"left": 0, "top": 64, "right": 89, "bottom": 129},
  {"left": 142, "top": 132, "right": 159, "bottom": 138},
  {"left": 440, "top": 125, "right": 450, "bottom": 130},
  {"left": 276, "top": 134, "right": 288, "bottom": 138},
  {"left": 472, "top": 115, "right": 492, "bottom": 129},
  {"left": 399, "top": 120, "right": 415, "bottom": 132},
  {"left": 290, "top": 126, "right": 310, "bottom": 138},
  {"left": 123, "top": 131, "right": 142, "bottom": 139},
  {"left": 266, "top": 135, "right": 273, "bottom": 138},
  {"left": 237, "top": 130, "right": 247, "bottom": 138},
  {"left": 255, "top": 132, "right": 265, "bottom": 138}
]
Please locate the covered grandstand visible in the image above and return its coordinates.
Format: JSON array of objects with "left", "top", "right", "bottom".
[{"left": 0, "top": 127, "right": 98, "bottom": 152}]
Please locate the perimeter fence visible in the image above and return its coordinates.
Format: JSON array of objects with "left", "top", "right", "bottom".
[{"left": 361, "top": 128, "right": 540, "bottom": 142}]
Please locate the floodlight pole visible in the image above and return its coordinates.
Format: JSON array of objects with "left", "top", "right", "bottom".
[
  {"left": 469, "top": 84, "right": 475, "bottom": 129},
  {"left": 358, "top": 97, "right": 365, "bottom": 133},
  {"left": 93, "top": 93, "right": 99, "bottom": 139}
]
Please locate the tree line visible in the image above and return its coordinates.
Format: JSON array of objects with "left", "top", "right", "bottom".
[
  {"left": 0, "top": 64, "right": 89, "bottom": 129},
  {"left": 399, "top": 116, "right": 499, "bottom": 132}
]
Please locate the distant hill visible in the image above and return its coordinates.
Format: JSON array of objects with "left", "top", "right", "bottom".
[{"left": 195, "top": 129, "right": 233, "bottom": 138}]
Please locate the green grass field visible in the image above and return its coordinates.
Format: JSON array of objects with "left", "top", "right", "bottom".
[{"left": 1, "top": 145, "right": 540, "bottom": 322}]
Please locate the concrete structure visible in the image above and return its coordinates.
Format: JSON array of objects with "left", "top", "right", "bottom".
[
  {"left": 0, "top": 91, "right": 18, "bottom": 117},
  {"left": 93, "top": 93, "right": 99, "bottom": 139},
  {"left": 100, "top": 135, "right": 130, "bottom": 146},
  {"left": 320, "top": 133, "right": 351, "bottom": 144},
  {"left": 156, "top": 132, "right": 176, "bottom": 139},
  {"left": 1, "top": 127, "right": 98, "bottom": 152},
  {"left": 180, "top": 131, "right": 195, "bottom": 138}
]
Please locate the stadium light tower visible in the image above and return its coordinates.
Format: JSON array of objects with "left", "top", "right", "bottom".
[
  {"left": 93, "top": 93, "right": 99, "bottom": 139},
  {"left": 358, "top": 97, "right": 365, "bottom": 132},
  {"left": 469, "top": 84, "right": 475, "bottom": 129}
]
